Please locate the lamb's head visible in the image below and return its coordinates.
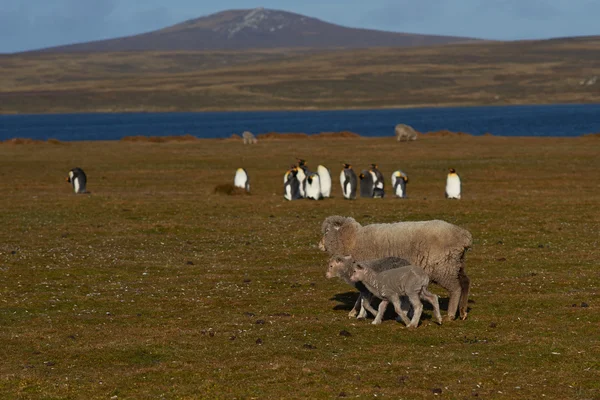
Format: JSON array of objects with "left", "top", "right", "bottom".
[
  {"left": 349, "top": 263, "right": 366, "bottom": 282},
  {"left": 318, "top": 216, "right": 359, "bottom": 254},
  {"left": 326, "top": 255, "right": 354, "bottom": 279}
]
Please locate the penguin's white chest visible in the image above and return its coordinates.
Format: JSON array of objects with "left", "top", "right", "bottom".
[
  {"left": 234, "top": 169, "right": 248, "bottom": 190},
  {"left": 284, "top": 183, "right": 292, "bottom": 201},
  {"left": 296, "top": 169, "right": 306, "bottom": 197},
  {"left": 340, "top": 171, "right": 348, "bottom": 196},
  {"left": 306, "top": 176, "right": 321, "bottom": 200},
  {"left": 73, "top": 177, "right": 81, "bottom": 193},
  {"left": 394, "top": 180, "right": 405, "bottom": 197},
  {"left": 317, "top": 166, "right": 331, "bottom": 198},
  {"left": 446, "top": 175, "right": 461, "bottom": 199}
]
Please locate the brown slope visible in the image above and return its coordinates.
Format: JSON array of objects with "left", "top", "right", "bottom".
[
  {"left": 35, "top": 8, "right": 477, "bottom": 53},
  {"left": 3, "top": 35, "right": 600, "bottom": 114}
]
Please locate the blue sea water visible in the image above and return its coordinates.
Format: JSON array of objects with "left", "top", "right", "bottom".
[{"left": 1, "top": 104, "right": 600, "bottom": 141}]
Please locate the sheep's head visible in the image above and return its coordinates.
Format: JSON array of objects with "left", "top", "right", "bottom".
[
  {"left": 319, "top": 216, "right": 357, "bottom": 253},
  {"left": 349, "top": 263, "right": 366, "bottom": 282},
  {"left": 326, "top": 255, "right": 353, "bottom": 279}
]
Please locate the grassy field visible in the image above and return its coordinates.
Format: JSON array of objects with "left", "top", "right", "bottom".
[
  {"left": 2, "top": 36, "right": 600, "bottom": 114},
  {"left": 0, "top": 135, "right": 599, "bottom": 399}
]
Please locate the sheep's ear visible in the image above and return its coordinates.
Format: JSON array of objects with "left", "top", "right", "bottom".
[
  {"left": 355, "top": 264, "right": 364, "bottom": 270},
  {"left": 343, "top": 255, "right": 352, "bottom": 260}
]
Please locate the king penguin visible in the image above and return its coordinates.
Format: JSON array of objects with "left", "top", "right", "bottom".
[
  {"left": 305, "top": 173, "right": 322, "bottom": 200},
  {"left": 340, "top": 163, "right": 357, "bottom": 200},
  {"left": 370, "top": 164, "right": 385, "bottom": 198},
  {"left": 66, "top": 167, "right": 88, "bottom": 194},
  {"left": 284, "top": 167, "right": 302, "bottom": 201},
  {"left": 359, "top": 170, "right": 375, "bottom": 198},
  {"left": 317, "top": 165, "right": 331, "bottom": 198},
  {"left": 391, "top": 170, "right": 409, "bottom": 198},
  {"left": 445, "top": 168, "right": 461, "bottom": 199},
  {"left": 234, "top": 168, "right": 250, "bottom": 193}
]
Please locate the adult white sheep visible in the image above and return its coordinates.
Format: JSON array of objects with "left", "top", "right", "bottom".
[{"left": 318, "top": 215, "right": 472, "bottom": 320}]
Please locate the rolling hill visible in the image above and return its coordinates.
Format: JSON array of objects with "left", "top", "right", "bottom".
[{"left": 34, "top": 7, "right": 477, "bottom": 53}]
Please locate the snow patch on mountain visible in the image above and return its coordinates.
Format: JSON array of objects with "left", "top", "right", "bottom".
[{"left": 213, "top": 8, "right": 307, "bottom": 38}]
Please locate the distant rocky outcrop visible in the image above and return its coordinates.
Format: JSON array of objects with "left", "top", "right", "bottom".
[{"left": 32, "top": 8, "right": 477, "bottom": 53}]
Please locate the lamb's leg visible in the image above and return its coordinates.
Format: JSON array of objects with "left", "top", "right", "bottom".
[
  {"left": 348, "top": 294, "right": 362, "bottom": 318},
  {"left": 372, "top": 299, "right": 389, "bottom": 325},
  {"left": 406, "top": 293, "right": 423, "bottom": 328},
  {"left": 458, "top": 267, "right": 470, "bottom": 320},
  {"left": 360, "top": 295, "right": 379, "bottom": 319},
  {"left": 420, "top": 289, "right": 443, "bottom": 325},
  {"left": 390, "top": 294, "right": 411, "bottom": 326}
]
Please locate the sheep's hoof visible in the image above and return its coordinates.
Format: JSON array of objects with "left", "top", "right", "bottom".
[
  {"left": 371, "top": 320, "right": 381, "bottom": 325},
  {"left": 347, "top": 310, "right": 358, "bottom": 318},
  {"left": 460, "top": 312, "right": 468, "bottom": 320},
  {"left": 406, "top": 324, "right": 418, "bottom": 329},
  {"left": 443, "top": 315, "right": 456, "bottom": 322}
]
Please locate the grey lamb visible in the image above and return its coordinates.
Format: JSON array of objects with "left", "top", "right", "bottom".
[
  {"left": 319, "top": 216, "right": 472, "bottom": 320},
  {"left": 350, "top": 263, "right": 442, "bottom": 327},
  {"left": 326, "top": 255, "right": 411, "bottom": 318}
]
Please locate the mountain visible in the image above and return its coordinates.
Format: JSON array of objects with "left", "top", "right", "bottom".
[{"left": 36, "top": 8, "right": 477, "bottom": 53}]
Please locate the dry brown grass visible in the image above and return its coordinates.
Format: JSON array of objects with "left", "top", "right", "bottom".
[
  {"left": 255, "top": 131, "right": 361, "bottom": 140},
  {"left": 1, "top": 36, "right": 600, "bottom": 113},
  {"left": 424, "top": 129, "right": 473, "bottom": 137},
  {"left": 120, "top": 134, "right": 198, "bottom": 143},
  {"left": 0, "top": 135, "right": 598, "bottom": 399}
]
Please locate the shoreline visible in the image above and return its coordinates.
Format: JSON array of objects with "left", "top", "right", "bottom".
[{"left": 2, "top": 132, "right": 598, "bottom": 144}]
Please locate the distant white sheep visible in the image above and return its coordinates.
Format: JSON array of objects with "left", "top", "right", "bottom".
[
  {"left": 395, "top": 124, "right": 418, "bottom": 142},
  {"left": 319, "top": 216, "right": 472, "bottom": 320},
  {"left": 350, "top": 262, "right": 442, "bottom": 327},
  {"left": 242, "top": 131, "right": 258, "bottom": 144}
]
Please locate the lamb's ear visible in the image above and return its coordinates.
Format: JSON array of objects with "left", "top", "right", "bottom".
[
  {"left": 355, "top": 264, "right": 364, "bottom": 270},
  {"left": 343, "top": 255, "right": 352, "bottom": 260}
]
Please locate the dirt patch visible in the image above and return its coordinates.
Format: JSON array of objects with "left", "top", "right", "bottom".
[{"left": 214, "top": 183, "right": 248, "bottom": 195}]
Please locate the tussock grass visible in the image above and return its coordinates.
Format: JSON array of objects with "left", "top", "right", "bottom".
[{"left": 0, "top": 135, "right": 598, "bottom": 399}]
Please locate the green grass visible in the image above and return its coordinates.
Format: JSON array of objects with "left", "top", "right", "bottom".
[{"left": 0, "top": 135, "right": 599, "bottom": 399}]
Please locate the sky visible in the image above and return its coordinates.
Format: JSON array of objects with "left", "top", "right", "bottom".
[{"left": 1, "top": 0, "right": 599, "bottom": 53}]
